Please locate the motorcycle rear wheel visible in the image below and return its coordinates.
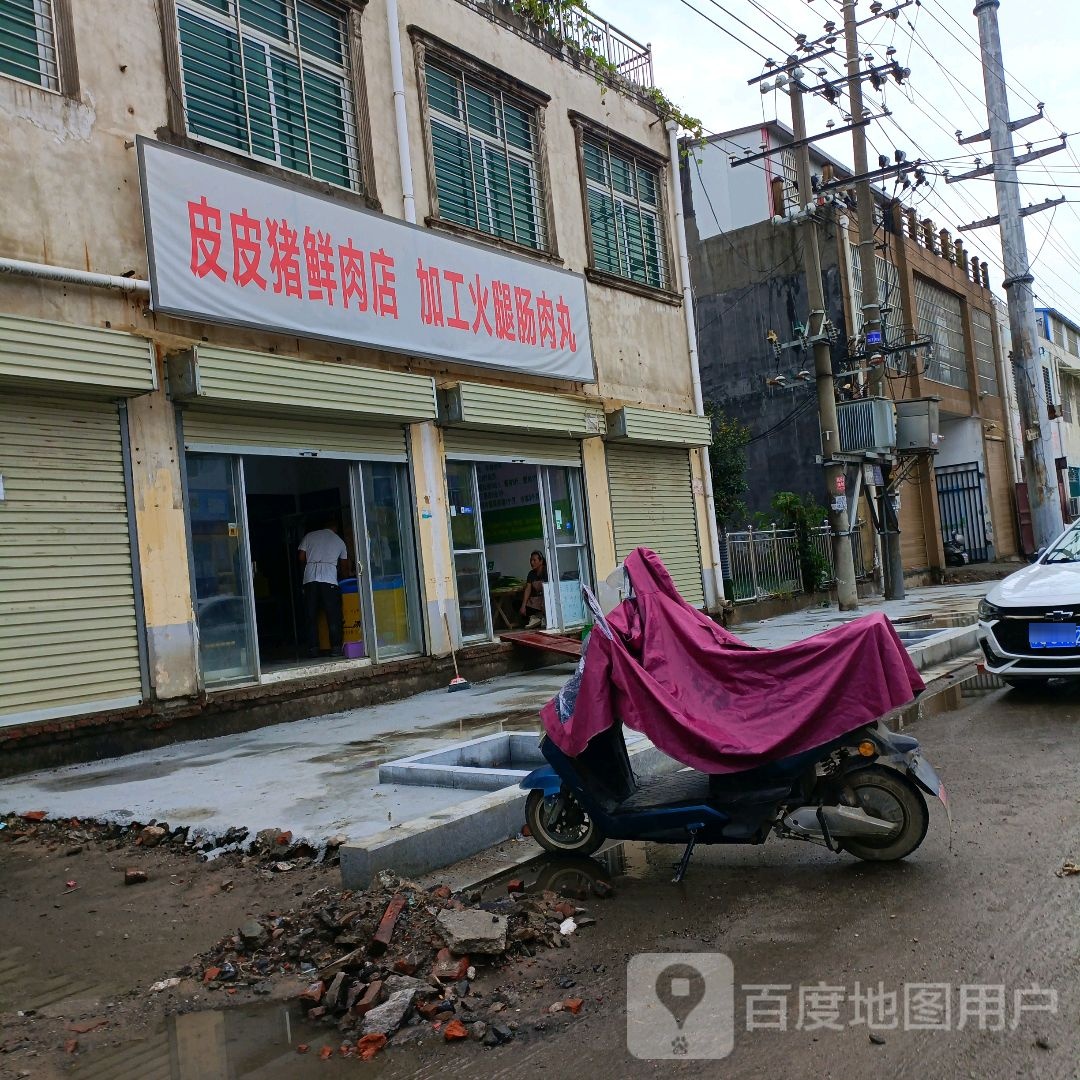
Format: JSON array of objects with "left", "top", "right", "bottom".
[
  {"left": 526, "top": 789, "right": 605, "bottom": 857},
  {"left": 839, "top": 768, "right": 929, "bottom": 862}
]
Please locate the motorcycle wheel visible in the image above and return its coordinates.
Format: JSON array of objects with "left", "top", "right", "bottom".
[
  {"left": 838, "top": 768, "right": 929, "bottom": 862},
  {"left": 526, "top": 789, "right": 605, "bottom": 857}
]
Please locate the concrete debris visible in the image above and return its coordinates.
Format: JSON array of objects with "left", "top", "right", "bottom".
[
  {"left": 360, "top": 988, "right": 417, "bottom": 1037},
  {"left": 148, "top": 977, "right": 181, "bottom": 993},
  {"left": 437, "top": 909, "right": 509, "bottom": 955}
]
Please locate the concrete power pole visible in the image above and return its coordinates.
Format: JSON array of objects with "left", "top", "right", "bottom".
[
  {"left": 842, "top": 0, "right": 905, "bottom": 599},
  {"left": 974, "top": 0, "right": 1064, "bottom": 549},
  {"left": 790, "top": 79, "right": 860, "bottom": 610}
]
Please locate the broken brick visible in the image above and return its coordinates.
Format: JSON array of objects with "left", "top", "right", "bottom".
[
  {"left": 431, "top": 885, "right": 452, "bottom": 900},
  {"left": 298, "top": 981, "right": 325, "bottom": 1010},
  {"left": 431, "top": 947, "right": 469, "bottom": 982},
  {"left": 296, "top": 1044, "right": 310, "bottom": 1054},
  {"left": 357, "top": 1033, "right": 387, "bottom": 1060},
  {"left": 393, "top": 951, "right": 420, "bottom": 976},
  {"left": 21, "top": 811, "right": 47, "bottom": 822},
  {"left": 306, "top": 1006, "right": 326, "bottom": 1020},
  {"left": 564, "top": 998, "right": 584, "bottom": 1015},
  {"left": 203, "top": 967, "right": 222, "bottom": 984},
  {"left": 67, "top": 1018, "right": 107, "bottom": 1035},
  {"left": 123, "top": 868, "right": 148, "bottom": 886},
  {"left": 64, "top": 1039, "right": 78, "bottom": 1054},
  {"left": 506, "top": 879, "right": 525, "bottom": 894},
  {"left": 275, "top": 831, "right": 293, "bottom": 846},
  {"left": 368, "top": 893, "right": 406, "bottom": 957},
  {"left": 443, "top": 1019, "right": 469, "bottom": 1041},
  {"left": 350, "top": 980, "right": 383, "bottom": 1018},
  {"left": 318, "top": 1046, "right": 334, "bottom": 1061},
  {"left": 554, "top": 902, "right": 575, "bottom": 919}
]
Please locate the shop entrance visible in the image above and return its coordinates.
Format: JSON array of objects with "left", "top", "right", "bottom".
[
  {"left": 445, "top": 459, "right": 591, "bottom": 642},
  {"left": 185, "top": 451, "right": 423, "bottom": 688}
]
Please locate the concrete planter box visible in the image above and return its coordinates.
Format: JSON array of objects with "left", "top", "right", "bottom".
[{"left": 378, "top": 732, "right": 547, "bottom": 791}]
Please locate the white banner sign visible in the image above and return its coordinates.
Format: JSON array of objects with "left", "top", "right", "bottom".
[{"left": 138, "top": 140, "right": 594, "bottom": 382}]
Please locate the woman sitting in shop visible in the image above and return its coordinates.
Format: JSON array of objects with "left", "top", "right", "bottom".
[{"left": 519, "top": 550, "right": 548, "bottom": 629}]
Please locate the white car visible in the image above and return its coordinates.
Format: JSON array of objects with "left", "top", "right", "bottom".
[{"left": 978, "top": 524, "right": 1080, "bottom": 685}]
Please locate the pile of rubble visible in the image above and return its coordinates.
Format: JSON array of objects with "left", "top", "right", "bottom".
[
  {"left": 187, "top": 870, "right": 608, "bottom": 1056},
  {"left": 0, "top": 812, "right": 345, "bottom": 872}
]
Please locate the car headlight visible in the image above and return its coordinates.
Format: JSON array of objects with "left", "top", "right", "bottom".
[{"left": 978, "top": 598, "right": 1001, "bottom": 621}]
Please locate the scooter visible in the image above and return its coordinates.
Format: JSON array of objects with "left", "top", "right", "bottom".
[{"left": 521, "top": 720, "right": 948, "bottom": 883}]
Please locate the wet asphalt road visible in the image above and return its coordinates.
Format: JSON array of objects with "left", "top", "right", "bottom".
[{"left": 383, "top": 677, "right": 1080, "bottom": 1080}]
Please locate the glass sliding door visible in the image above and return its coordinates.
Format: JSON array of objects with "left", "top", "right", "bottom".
[
  {"left": 445, "top": 460, "right": 492, "bottom": 642},
  {"left": 185, "top": 452, "right": 258, "bottom": 685},
  {"left": 357, "top": 462, "right": 424, "bottom": 660},
  {"left": 542, "top": 466, "right": 591, "bottom": 628}
]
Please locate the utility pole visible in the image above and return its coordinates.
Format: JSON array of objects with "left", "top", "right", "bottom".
[
  {"left": 969, "top": 0, "right": 1064, "bottom": 548},
  {"left": 789, "top": 77, "right": 860, "bottom": 610},
  {"left": 842, "top": 0, "right": 905, "bottom": 598}
]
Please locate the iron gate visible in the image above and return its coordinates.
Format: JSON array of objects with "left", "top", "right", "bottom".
[{"left": 935, "top": 462, "right": 989, "bottom": 562}]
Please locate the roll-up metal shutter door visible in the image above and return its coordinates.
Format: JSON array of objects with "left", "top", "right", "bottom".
[
  {"left": 443, "top": 429, "right": 581, "bottom": 466},
  {"left": 181, "top": 410, "right": 408, "bottom": 460},
  {"left": 0, "top": 395, "right": 143, "bottom": 725},
  {"left": 606, "top": 444, "right": 704, "bottom": 607}
]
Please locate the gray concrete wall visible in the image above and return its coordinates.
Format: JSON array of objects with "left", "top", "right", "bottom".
[{"left": 686, "top": 215, "right": 849, "bottom": 517}]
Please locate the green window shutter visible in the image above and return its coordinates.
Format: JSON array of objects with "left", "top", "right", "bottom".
[
  {"left": 178, "top": 9, "right": 248, "bottom": 152},
  {"left": 583, "top": 135, "right": 668, "bottom": 289},
  {"left": 305, "top": 69, "right": 351, "bottom": 187},
  {"left": 431, "top": 120, "right": 477, "bottom": 229},
  {"left": 426, "top": 58, "right": 545, "bottom": 250},
  {"left": 0, "top": 0, "right": 58, "bottom": 89},
  {"left": 587, "top": 190, "right": 620, "bottom": 276},
  {"left": 177, "top": 0, "right": 357, "bottom": 190},
  {"left": 239, "top": 0, "right": 289, "bottom": 40}
]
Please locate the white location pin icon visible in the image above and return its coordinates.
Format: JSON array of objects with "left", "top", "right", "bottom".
[{"left": 655, "top": 963, "right": 707, "bottom": 1030}]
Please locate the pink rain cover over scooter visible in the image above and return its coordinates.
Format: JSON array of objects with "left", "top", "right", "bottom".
[{"left": 540, "top": 548, "right": 925, "bottom": 774}]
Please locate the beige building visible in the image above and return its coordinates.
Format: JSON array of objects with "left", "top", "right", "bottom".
[{"left": 0, "top": 0, "right": 718, "bottom": 742}]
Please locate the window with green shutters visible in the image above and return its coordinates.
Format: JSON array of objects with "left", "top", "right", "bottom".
[
  {"left": 582, "top": 136, "right": 669, "bottom": 290},
  {"left": 0, "top": 0, "right": 61, "bottom": 90},
  {"left": 175, "top": 0, "right": 359, "bottom": 190},
  {"left": 425, "top": 59, "right": 547, "bottom": 251}
]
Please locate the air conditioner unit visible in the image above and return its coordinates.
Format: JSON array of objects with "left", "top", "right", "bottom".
[
  {"left": 836, "top": 396, "right": 896, "bottom": 453},
  {"left": 895, "top": 396, "right": 942, "bottom": 451}
]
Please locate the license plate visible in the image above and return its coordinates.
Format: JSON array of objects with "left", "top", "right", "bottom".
[{"left": 1028, "top": 622, "right": 1078, "bottom": 648}]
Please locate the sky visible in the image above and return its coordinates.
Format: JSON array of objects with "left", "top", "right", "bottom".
[{"left": 587, "top": 0, "right": 1080, "bottom": 319}]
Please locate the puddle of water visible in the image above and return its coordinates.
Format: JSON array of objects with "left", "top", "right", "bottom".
[
  {"left": 892, "top": 610, "right": 977, "bottom": 630},
  {"left": 71, "top": 1001, "right": 356, "bottom": 1079}
]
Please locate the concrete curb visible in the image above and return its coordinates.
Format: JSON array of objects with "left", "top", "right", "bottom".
[
  {"left": 339, "top": 741, "right": 676, "bottom": 888},
  {"left": 906, "top": 625, "right": 979, "bottom": 672}
]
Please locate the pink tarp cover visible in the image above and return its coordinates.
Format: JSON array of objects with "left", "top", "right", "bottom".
[{"left": 540, "top": 548, "right": 925, "bottom": 774}]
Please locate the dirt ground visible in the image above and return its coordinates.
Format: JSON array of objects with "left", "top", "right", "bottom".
[
  {"left": 0, "top": 821, "right": 341, "bottom": 1078},
  {"left": 0, "top": 819, "right": 607, "bottom": 1078}
]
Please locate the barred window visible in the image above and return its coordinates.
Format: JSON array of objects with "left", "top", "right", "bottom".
[
  {"left": 583, "top": 136, "right": 669, "bottom": 290},
  {"left": 425, "top": 60, "right": 546, "bottom": 250},
  {"left": 914, "top": 277, "right": 968, "bottom": 389},
  {"left": 971, "top": 308, "right": 999, "bottom": 397},
  {"left": 175, "top": 0, "right": 359, "bottom": 190},
  {"left": 0, "top": 0, "right": 60, "bottom": 90}
]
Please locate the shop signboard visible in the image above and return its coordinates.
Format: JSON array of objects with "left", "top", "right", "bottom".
[{"left": 138, "top": 139, "right": 593, "bottom": 382}]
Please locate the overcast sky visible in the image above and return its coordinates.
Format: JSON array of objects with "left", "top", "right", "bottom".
[{"left": 588, "top": 0, "right": 1080, "bottom": 317}]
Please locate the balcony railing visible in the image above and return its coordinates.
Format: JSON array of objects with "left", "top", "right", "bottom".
[{"left": 469, "top": 1, "right": 654, "bottom": 88}]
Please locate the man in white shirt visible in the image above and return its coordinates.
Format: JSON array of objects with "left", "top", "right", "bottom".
[{"left": 298, "top": 516, "right": 349, "bottom": 657}]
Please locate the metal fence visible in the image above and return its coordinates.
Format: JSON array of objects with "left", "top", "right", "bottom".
[
  {"left": 723, "top": 522, "right": 870, "bottom": 603},
  {"left": 489, "top": 0, "right": 654, "bottom": 86}
]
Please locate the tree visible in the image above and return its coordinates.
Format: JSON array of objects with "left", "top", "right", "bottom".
[{"left": 705, "top": 402, "right": 750, "bottom": 529}]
